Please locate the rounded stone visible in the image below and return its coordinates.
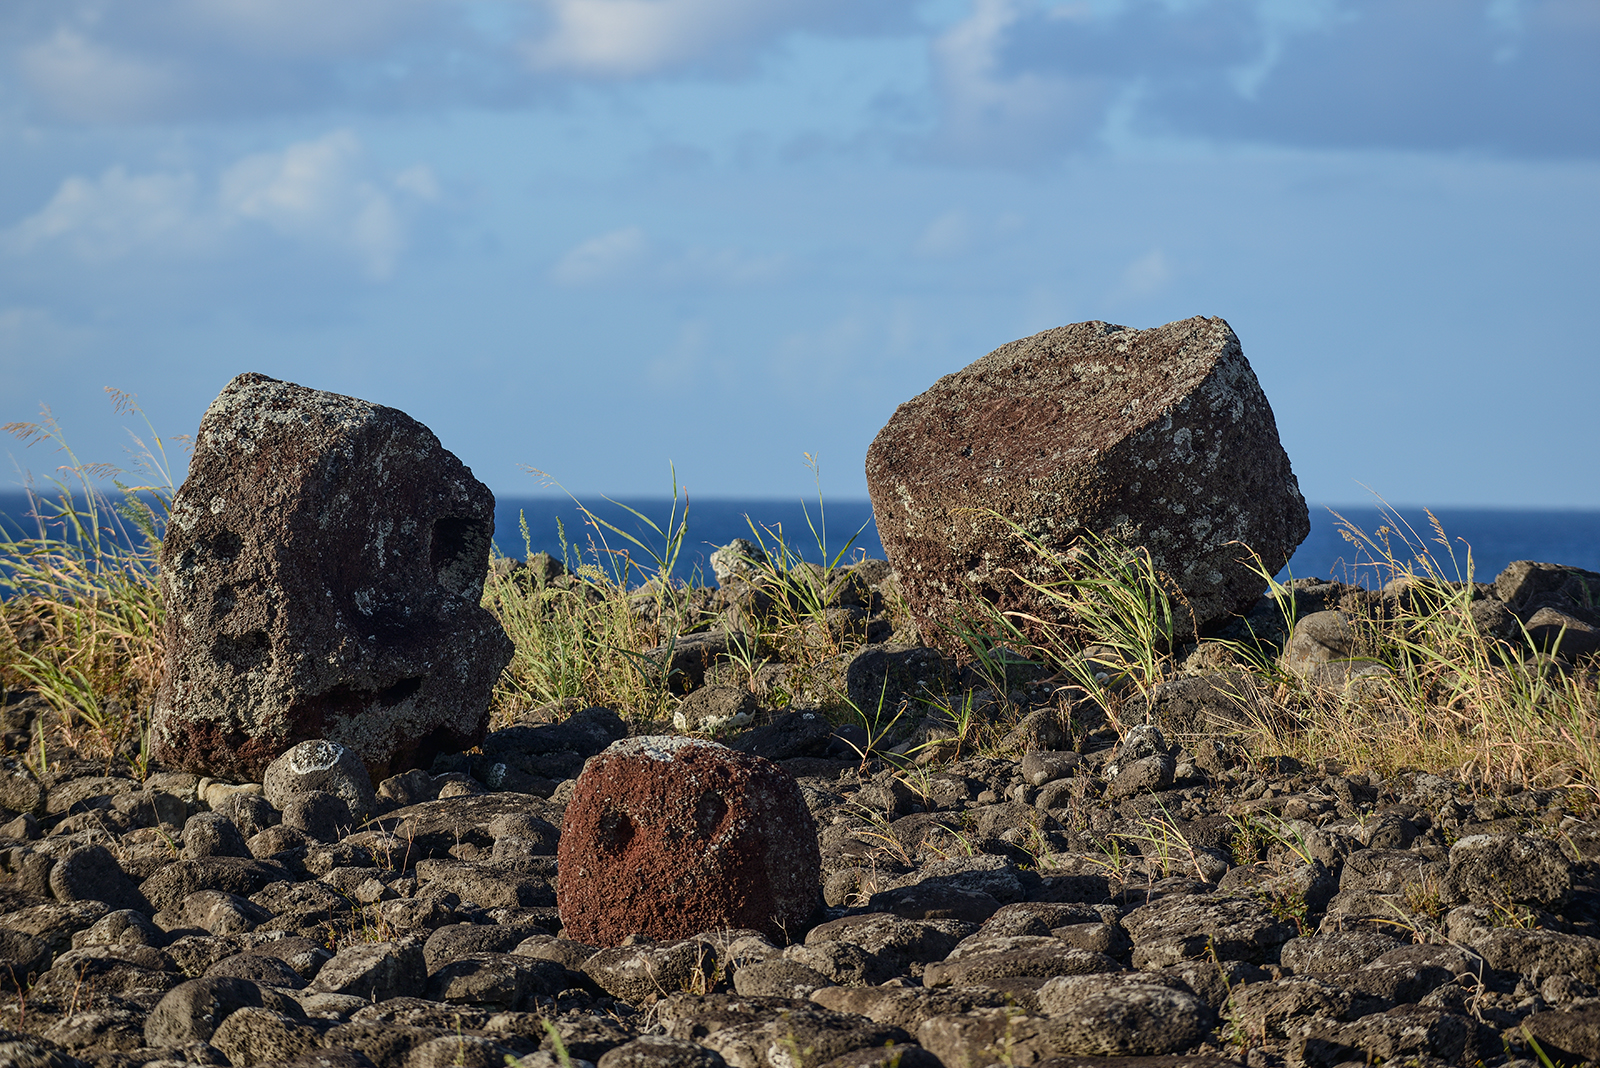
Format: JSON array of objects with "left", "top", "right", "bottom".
[
  {"left": 0, "top": 757, "right": 45, "bottom": 816},
  {"left": 182, "top": 812, "right": 252, "bottom": 859},
  {"left": 263, "top": 740, "right": 376, "bottom": 821},
  {"left": 48, "top": 844, "right": 148, "bottom": 913},
  {"left": 0, "top": 929, "right": 51, "bottom": 989},
  {"left": 556, "top": 736, "right": 821, "bottom": 946},
  {"left": 599, "top": 1036, "right": 729, "bottom": 1068},
  {"left": 71, "top": 909, "right": 166, "bottom": 950}
]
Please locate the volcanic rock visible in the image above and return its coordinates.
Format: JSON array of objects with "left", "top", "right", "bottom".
[
  {"left": 865, "top": 317, "right": 1308, "bottom": 653},
  {"left": 556, "top": 737, "right": 821, "bottom": 945},
  {"left": 152, "top": 372, "right": 513, "bottom": 781}
]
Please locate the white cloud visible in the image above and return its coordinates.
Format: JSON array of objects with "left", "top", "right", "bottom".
[
  {"left": 4, "top": 0, "right": 913, "bottom": 123},
  {"left": 6, "top": 167, "right": 214, "bottom": 262},
  {"left": 1109, "top": 248, "right": 1171, "bottom": 302},
  {"left": 393, "top": 165, "right": 441, "bottom": 201},
  {"left": 551, "top": 226, "right": 785, "bottom": 287},
  {"left": 916, "top": 210, "right": 973, "bottom": 257},
  {"left": 220, "top": 131, "right": 406, "bottom": 277},
  {"left": 928, "top": 0, "right": 1109, "bottom": 161},
  {"left": 175, "top": 0, "right": 437, "bottom": 57},
  {"left": 18, "top": 28, "right": 185, "bottom": 123},
  {"left": 647, "top": 319, "right": 709, "bottom": 387},
  {"left": 914, "top": 208, "right": 1028, "bottom": 258},
  {"left": 660, "top": 245, "right": 786, "bottom": 286},
  {"left": 4, "top": 131, "right": 428, "bottom": 279},
  {"left": 551, "top": 227, "right": 651, "bottom": 284},
  {"left": 1226, "top": 0, "right": 1350, "bottom": 99},
  {"left": 520, "top": 0, "right": 892, "bottom": 77}
]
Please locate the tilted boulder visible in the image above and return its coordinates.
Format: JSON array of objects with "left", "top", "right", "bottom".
[
  {"left": 865, "top": 317, "right": 1308, "bottom": 653},
  {"left": 152, "top": 372, "right": 514, "bottom": 781},
  {"left": 556, "top": 736, "right": 821, "bottom": 945}
]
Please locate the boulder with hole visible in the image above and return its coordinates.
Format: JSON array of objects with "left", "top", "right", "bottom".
[
  {"left": 556, "top": 736, "right": 821, "bottom": 945},
  {"left": 151, "top": 372, "right": 514, "bottom": 781},
  {"left": 865, "top": 316, "right": 1308, "bottom": 652}
]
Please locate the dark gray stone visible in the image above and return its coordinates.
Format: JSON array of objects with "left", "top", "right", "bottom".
[
  {"left": 264, "top": 740, "right": 378, "bottom": 821},
  {"left": 152, "top": 371, "right": 513, "bottom": 782},
  {"left": 311, "top": 938, "right": 426, "bottom": 1001},
  {"left": 672, "top": 686, "right": 758, "bottom": 735},
  {"left": 598, "top": 1036, "right": 728, "bottom": 1068},
  {"left": 48, "top": 845, "right": 149, "bottom": 913},
  {"left": 182, "top": 812, "right": 252, "bottom": 859},
  {"left": 145, "top": 976, "right": 266, "bottom": 1047},
  {"left": 1442, "top": 833, "right": 1572, "bottom": 907},
  {"left": 1035, "top": 972, "right": 1216, "bottom": 1055},
  {"left": 0, "top": 929, "right": 51, "bottom": 989}
]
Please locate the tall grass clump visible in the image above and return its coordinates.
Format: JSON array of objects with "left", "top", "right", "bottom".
[
  {"left": 481, "top": 470, "right": 699, "bottom": 725},
  {"left": 942, "top": 511, "right": 1193, "bottom": 729},
  {"left": 946, "top": 499, "right": 1598, "bottom": 795},
  {"left": 1249, "top": 504, "right": 1600, "bottom": 792},
  {"left": 0, "top": 391, "right": 178, "bottom": 761},
  {"left": 731, "top": 454, "right": 873, "bottom": 676},
  {"left": 480, "top": 457, "right": 884, "bottom": 727}
]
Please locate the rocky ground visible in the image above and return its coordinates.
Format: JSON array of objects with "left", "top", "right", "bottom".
[
  {"left": 0, "top": 689, "right": 1596, "bottom": 1068},
  {"left": 1, "top": 548, "right": 1598, "bottom": 1068}
]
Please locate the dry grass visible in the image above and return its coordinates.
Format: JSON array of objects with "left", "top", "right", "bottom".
[
  {"left": 3, "top": 400, "right": 1594, "bottom": 796},
  {"left": 0, "top": 393, "right": 178, "bottom": 766},
  {"left": 1237, "top": 507, "right": 1600, "bottom": 792},
  {"left": 480, "top": 462, "right": 884, "bottom": 726},
  {"left": 962, "top": 503, "right": 1600, "bottom": 795},
  {"left": 480, "top": 497, "right": 699, "bottom": 726}
]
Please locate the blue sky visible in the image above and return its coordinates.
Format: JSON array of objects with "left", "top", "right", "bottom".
[{"left": 2, "top": 0, "right": 1597, "bottom": 507}]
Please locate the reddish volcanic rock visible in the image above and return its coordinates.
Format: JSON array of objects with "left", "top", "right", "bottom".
[
  {"left": 556, "top": 736, "right": 821, "bottom": 946},
  {"left": 865, "top": 316, "right": 1308, "bottom": 652}
]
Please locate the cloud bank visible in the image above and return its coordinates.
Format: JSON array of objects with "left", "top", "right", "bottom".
[
  {"left": 4, "top": 131, "right": 435, "bottom": 278},
  {"left": 2, "top": 0, "right": 1592, "bottom": 160}
]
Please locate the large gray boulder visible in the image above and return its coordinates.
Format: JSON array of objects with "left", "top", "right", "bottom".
[
  {"left": 865, "top": 317, "right": 1308, "bottom": 652},
  {"left": 152, "top": 373, "right": 514, "bottom": 782}
]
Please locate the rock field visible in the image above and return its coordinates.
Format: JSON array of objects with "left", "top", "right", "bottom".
[{"left": 0, "top": 667, "right": 1597, "bottom": 1068}]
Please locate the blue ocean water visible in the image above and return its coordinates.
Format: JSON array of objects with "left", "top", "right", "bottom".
[
  {"left": 3, "top": 491, "right": 1597, "bottom": 590},
  {"left": 495, "top": 498, "right": 1600, "bottom": 588}
]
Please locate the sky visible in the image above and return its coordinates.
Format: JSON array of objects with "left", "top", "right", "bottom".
[{"left": 1, "top": 0, "right": 1597, "bottom": 509}]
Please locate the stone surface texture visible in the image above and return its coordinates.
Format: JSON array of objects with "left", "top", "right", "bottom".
[
  {"left": 557, "top": 737, "right": 821, "bottom": 945},
  {"left": 865, "top": 317, "right": 1308, "bottom": 651},
  {"left": 152, "top": 372, "right": 514, "bottom": 781}
]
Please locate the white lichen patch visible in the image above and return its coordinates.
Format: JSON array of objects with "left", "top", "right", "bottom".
[
  {"left": 604, "top": 735, "right": 731, "bottom": 761},
  {"left": 287, "top": 739, "right": 345, "bottom": 774}
]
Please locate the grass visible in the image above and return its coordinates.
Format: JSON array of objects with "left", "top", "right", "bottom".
[
  {"left": 937, "top": 500, "right": 1600, "bottom": 796},
  {"left": 1, "top": 398, "right": 1596, "bottom": 800},
  {"left": 481, "top": 475, "right": 698, "bottom": 726},
  {"left": 0, "top": 392, "right": 178, "bottom": 769},
  {"left": 482, "top": 457, "right": 885, "bottom": 727},
  {"left": 1229, "top": 504, "right": 1600, "bottom": 794}
]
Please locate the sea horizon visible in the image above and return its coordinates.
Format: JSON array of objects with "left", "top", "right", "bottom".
[{"left": 3, "top": 491, "right": 1597, "bottom": 591}]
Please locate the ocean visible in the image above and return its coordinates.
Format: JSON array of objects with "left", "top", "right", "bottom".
[{"left": 3, "top": 491, "right": 1597, "bottom": 590}]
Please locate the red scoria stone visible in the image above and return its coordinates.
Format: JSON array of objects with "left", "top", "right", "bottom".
[{"left": 556, "top": 736, "right": 821, "bottom": 946}]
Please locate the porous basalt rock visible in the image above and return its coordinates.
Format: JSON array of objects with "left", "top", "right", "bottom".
[
  {"left": 556, "top": 737, "right": 821, "bottom": 945},
  {"left": 152, "top": 372, "right": 514, "bottom": 781},
  {"left": 1, "top": 679, "right": 1598, "bottom": 1068},
  {"left": 864, "top": 317, "right": 1308, "bottom": 653}
]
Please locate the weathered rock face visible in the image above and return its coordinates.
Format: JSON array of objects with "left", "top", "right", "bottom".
[
  {"left": 153, "top": 372, "right": 514, "bottom": 781},
  {"left": 865, "top": 317, "right": 1308, "bottom": 652},
  {"left": 556, "top": 736, "right": 821, "bottom": 946}
]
